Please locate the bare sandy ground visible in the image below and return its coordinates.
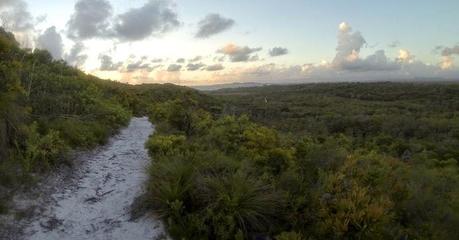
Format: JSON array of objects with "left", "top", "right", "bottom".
[{"left": 1, "top": 117, "right": 164, "bottom": 240}]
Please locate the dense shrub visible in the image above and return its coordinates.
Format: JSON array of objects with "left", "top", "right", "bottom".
[
  {"left": 22, "top": 123, "right": 68, "bottom": 172},
  {"left": 146, "top": 90, "right": 459, "bottom": 239}
]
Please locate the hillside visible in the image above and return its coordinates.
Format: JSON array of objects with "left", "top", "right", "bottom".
[{"left": 0, "top": 28, "right": 211, "bottom": 212}]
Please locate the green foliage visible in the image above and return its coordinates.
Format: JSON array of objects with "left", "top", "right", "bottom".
[
  {"left": 0, "top": 28, "right": 133, "bottom": 184},
  {"left": 47, "top": 118, "right": 110, "bottom": 147},
  {"left": 145, "top": 134, "right": 186, "bottom": 156},
  {"left": 314, "top": 155, "right": 396, "bottom": 239},
  {"left": 148, "top": 157, "right": 196, "bottom": 219},
  {"left": 275, "top": 231, "right": 304, "bottom": 240},
  {"left": 22, "top": 123, "right": 68, "bottom": 172},
  {"left": 197, "top": 172, "right": 282, "bottom": 239},
  {"left": 213, "top": 82, "right": 459, "bottom": 161},
  {"left": 146, "top": 101, "right": 289, "bottom": 238},
  {"left": 149, "top": 96, "right": 213, "bottom": 136},
  {"left": 146, "top": 83, "right": 459, "bottom": 239}
]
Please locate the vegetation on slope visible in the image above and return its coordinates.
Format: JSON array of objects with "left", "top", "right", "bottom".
[
  {"left": 0, "top": 28, "right": 204, "bottom": 213},
  {"left": 0, "top": 28, "right": 128, "bottom": 211},
  {"left": 146, "top": 83, "right": 459, "bottom": 239}
]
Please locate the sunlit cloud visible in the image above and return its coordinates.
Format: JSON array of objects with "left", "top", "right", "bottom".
[
  {"left": 217, "top": 43, "right": 262, "bottom": 62},
  {"left": 397, "top": 49, "right": 415, "bottom": 64},
  {"left": 439, "top": 45, "right": 459, "bottom": 70},
  {"left": 440, "top": 56, "right": 454, "bottom": 70}
]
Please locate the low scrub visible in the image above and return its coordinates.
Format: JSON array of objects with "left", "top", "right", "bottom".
[{"left": 145, "top": 97, "right": 459, "bottom": 239}]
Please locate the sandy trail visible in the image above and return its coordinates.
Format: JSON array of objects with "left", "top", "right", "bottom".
[{"left": 18, "top": 117, "right": 164, "bottom": 240}]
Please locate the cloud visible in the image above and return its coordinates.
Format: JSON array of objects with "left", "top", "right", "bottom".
[
  {"left": 397, "top": 49, "right": 415, "bottom": 64},
  {"left": 176, "top": 58, "right": 185, "bottom": 63},
  {"left": 269, "top": 47, "right": 289, "bottom": 57},
  {"left": 67, "top": 0, "right": 179, "bottom": 41},
  {"left": 441, "top": 45, "right": 459, "bottom": 56},
  {"left": 249, "top": 54, "right": 260, "bottom": 61},
  {"left": 99, "top": 54, "right": 123, "bottom": 71},
  {"left": 167, "top": 64, "right": 182, "bottom": 72},
  {"left": 339, "top": 50, "right": 401, "bottom": 71},
  {"left": 114, "top": 0, "right": 180, "bottom": 41},
  {"left": 330, "top": 23, "right": 402, "bottom": 72},
  {"left": 209, "top": 21, "right": 459, "bottom": 84},
  {"left": 216, "top": 59, "right": 448, "bottom": 84},
  {"left": 65, "top": 42, "right": 88, "bottom": 67},
  {"left": 0, "top": 0, "right": 16, "bottom": 8},
  {"left": 245, "top": 64, "right": 311, "bottom": 79},
  {"left": 0, "top": 0, "right": 33, "bottom": 32},
  {"left": 214, "top": 55, "right": 226, "bottom": 62},
  {"left": 186, "top": 63, "right": 205, "bottom": 71},
  {"left": 189, "top": 56, "right": 202, "bottom": 62},
  {"left": 438, "top": 45, "right": 459, "bottom": 69},
  {"left": 125, "top": 58, "right": 159, "bottom": 72},
  {"left": 67, "top": 0, "right": 112, "bottom": 40},
  {"left": 131, "top": 21, "right": 459, "bottom": 84},
  {"left": 332, "top": 22, "right": 367, "bottom": 68},
  {"left": 440, "top": 56, "right": 454, "bottom": 70},
  {"left": 317, "top": 24, "right": 459, "bottom": 80},
  {"left": 195, "top": 13, "right": 234, "bottom": 38},
  {"left": 217, "top": 43, "right": 262, "bottom": 62},
  {"left": 432, "top": 45, "right": 444, "bottom": 54},
  {"left": 211, "top": 63, "right": 312, "bottom": 83},
  {"left": 388, "top": 41, "right": 400, "bottom": 48},
  {"left": 35, "top": 26, "right": 63, "bottom": 59},
  {"left": 400, "top": 61, "right": 440, "bottom": 78},
  {"left": 151, "top": 58, "right": 163, "bottom": 63},
  {"left": 35, "top": 15, "right": 47, "bottom": 25},
  {"left": 206, "top": 64, "right": 224, "bottom": 71},
  {"left": 338, "top": 22, "right": 350, "bottom": 32}
]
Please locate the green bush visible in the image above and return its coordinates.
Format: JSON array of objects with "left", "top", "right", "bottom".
[
  {"left": 197, "top": 172, "right": 282, "bottom": 239},
  {"left": 22, "top": 123, "right": 68, "bottom": 172},
  {"left": 145, "top": 134, "right": 186, "bottom": 157},
  {"left": 49, "top": 118, "right": 109, "bottom": 147}
]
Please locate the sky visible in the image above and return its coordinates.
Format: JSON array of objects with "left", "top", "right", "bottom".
[{"left": 1, "top": 0, "right": 459, "bottom": 85}]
